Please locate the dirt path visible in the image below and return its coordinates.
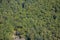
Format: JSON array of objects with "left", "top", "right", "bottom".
[
  {"left": 13, "top": 35, "right": 25, "bottom": 40},
  {"left": 13, "top": 31, "right": 25, "bottom": 40},
  {"left": 14, "top": 36, "right": 25, "bottom": 40}
]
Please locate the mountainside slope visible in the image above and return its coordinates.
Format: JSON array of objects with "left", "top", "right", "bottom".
[{"left": 0, "top": 0, "right": 60, "bottom": 40}]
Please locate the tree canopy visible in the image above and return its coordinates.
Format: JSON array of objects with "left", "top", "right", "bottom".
[{"left": 0, "top": 0, "right": 60, "bottom": 40}]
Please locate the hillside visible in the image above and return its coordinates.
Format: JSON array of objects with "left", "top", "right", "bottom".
[{"left": 0, "top": 0, "right": 60, "bottom": 40}]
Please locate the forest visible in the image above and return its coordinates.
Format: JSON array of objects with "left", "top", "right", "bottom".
[{"left": 0, "top": 0, "right": 60, "bottom": 40}]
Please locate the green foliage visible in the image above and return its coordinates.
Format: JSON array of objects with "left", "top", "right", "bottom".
[{"left": 0, "top": 0, "right": 60, "bottom": 40}]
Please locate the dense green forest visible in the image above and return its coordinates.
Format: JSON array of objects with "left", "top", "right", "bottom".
[{"left": 0, "top": 0, "right": 60, "bottom": 40}]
